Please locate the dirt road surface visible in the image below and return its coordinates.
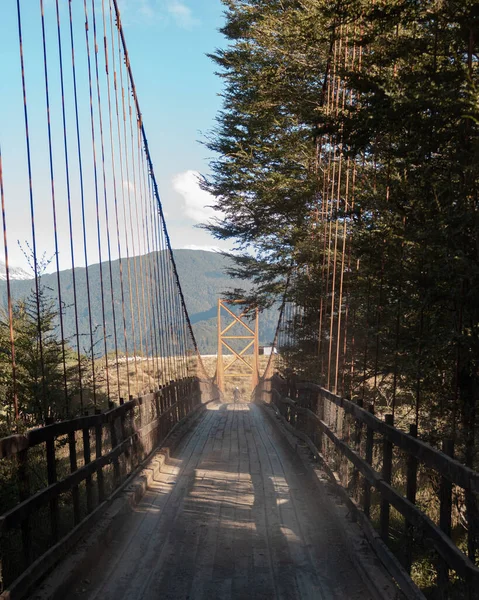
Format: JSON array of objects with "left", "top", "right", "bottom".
[{"left": 66, "top": 402, "right": 389, "bottom": 600}]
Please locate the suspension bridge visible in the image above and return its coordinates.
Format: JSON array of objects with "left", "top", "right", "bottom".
[{"left": 0, "top": 2, "right": 478, "bottom": 599}]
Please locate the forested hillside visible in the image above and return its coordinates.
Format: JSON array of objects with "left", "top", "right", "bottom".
[{"left": 0, "top": 250, "right": 278, "bottom": 355}]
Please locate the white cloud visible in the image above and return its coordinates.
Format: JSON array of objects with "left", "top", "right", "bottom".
[
  {"left": 166, "top": 1, "right": 198, "bottom": 29},
  {"left": 172, "top": 170, "right": 220, "bottom": 223},
  {"left": 117, "top": 0, "right": 198, "bottom": 28},
  {"left": 117, "top": 0, "right": 151, "bottom": 21}
]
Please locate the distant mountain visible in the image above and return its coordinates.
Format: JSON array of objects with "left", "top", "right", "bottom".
[
  {"left": 0, "top": 250, "right": 279, "bottom": 355},
  {"left": 172, "top": 250, "right": 280, "bottom": 353},
  {"left": 0, "top": 260, "right": 31, "bottom": 281}
]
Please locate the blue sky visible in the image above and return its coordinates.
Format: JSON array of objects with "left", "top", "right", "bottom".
[
  {"left": 116, "top": 0, "right": 227, "bottom": 248},
  {"left": 0, "top": 0, "right": 228, "bottom": 272}
]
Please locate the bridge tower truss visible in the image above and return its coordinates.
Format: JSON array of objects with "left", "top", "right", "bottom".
[{"left": 216, "top": 299, "right": 259, "bottom": 394}]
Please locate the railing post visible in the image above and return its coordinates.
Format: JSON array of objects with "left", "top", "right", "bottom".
[
  {"left": 186, "top": 379, "right": 191, "bottom": 415},
  {"left": 351, "top": 398, "right": 363, "bottom": 505},
  {"left": 404, "top": 423, "right": 418, "bottom": 573},
  {"left": 160, "top": 385, "right": 166, "bottom": 414},
  {"left": 158, "top": 383, "right": 163, "bottom": 412},
  {"left": 297, "top": 387, "right": 306, "bottom": 433},
  {"left": 165, "top": 383, "right": 171, "bottom": 431},
  {"left": 170, "top": 380, "right": 178, "bottom": 425},
  {"left": 183, "top": 380, "right": 188, "bottom": 418},
  {"left": 128, "top": 395, "right": 140, "bottom": 465},
  {"left": 153, "top": 391, "right": 160, "bottom": 445},
  {"left": 138, "top": 396, "right": 144, "bottom": 430},
  {"left": 171, "top": 381, "right": 177, "bottom": 426},
  {"left": 181, "top": 379, "right": 185, "bottom": 418},
  {"left": 177, "top": 381, "right": 183, "bottom": 420},
  {"left": 137, "top": 396, "right": 145, "bottom": 460},
  {"left": 150, "top": 390, "right": 155, "bottom": 447},
  {"left": 68, "top": 431, "right": 81, "bottom": 525},
  {"left": 159, "top": 386, "right": 165, "bottom": 440},
  {"left": 308, "top": 389, "right": 317, "bottom": 447},
  {"left": 193, "top": 377, "right": 200, "bottom": 408},
  {"left": 339, "top": 404, "right": 349, "bottom": 487},
  {"left": 437, "top": 438, "right": 454, "bottom": 590},
  {"left": 109, "top": 400, "right": 121, "bottom": 488},
  {"left": 95, "top": 408, "right": 105, "bottom": 503},
  {"left": 45, "top": 417, "right": 59, "bottom": 542},
  {"left": 119, "top": 398, "right": 130, "bottom": 476},
  {"left": 148, "top": 389, "right": 155, "bottom": 446},
  {"left": 380, "top": 414, "right": 394, "bottom": 543},
  {"left": 188, "top": 378, "right": 193, "bottom": 413},
  {"left": 18, "top": 448, "right": 31, "bottom": 568},
  {"left": 363, "top": 405, "right": 374, "bottom": 518},
  {"left": 190, "top": 378, "right": 195, "bottom": 412},
  {"left": 82, "top": 411, "right": 93, "bottom": 514},
  {"left": 317, "top": 391, "right": 324, "bottom": 454},
  {"left": 178, "top": 381, "right": 183, "bottom": 419}
]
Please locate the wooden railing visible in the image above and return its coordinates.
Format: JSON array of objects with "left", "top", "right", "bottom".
[
  {"left": 262, "top": 374, "right": 479, "bottom": 599},
  {"left": 0, "top": 377, "right": 218, "bottom": 598}
]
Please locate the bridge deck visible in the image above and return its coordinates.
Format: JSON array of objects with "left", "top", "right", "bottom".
[{"left": 65, "top": 403, "right": 379, "bottom": 600}]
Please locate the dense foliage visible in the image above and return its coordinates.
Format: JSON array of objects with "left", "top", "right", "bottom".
[
  {"left": 205, "top": 1, "right": 479, "bottom": 588},
  {"left": 0, "top": 282, "right": 95, "bottom": 432},
  {"left": 205, "top": 0, "right": 479, "bottom": 477}
]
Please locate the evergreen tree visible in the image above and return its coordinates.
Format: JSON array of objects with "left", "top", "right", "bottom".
[
  {"left": 206, "top": 0, "right": 479, "bottom": 475},
  {"left": 0, "top": 283, "right": 91, "bottom": 428}
]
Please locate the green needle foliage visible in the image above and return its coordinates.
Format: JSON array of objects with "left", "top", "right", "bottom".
[
  {"left": 206, "top": 0, "right": 479, "bottom": 474},
  {"left": 0, "top": 284, "right": 90, "bottom": 431},
  {"left": 203, "top": 0, "right": 333, "bottom": 303},
  {"left": 206, "top": 1, "right": 479, "bottom": 585}
]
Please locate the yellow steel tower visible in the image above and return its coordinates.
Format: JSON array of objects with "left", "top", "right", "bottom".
[{"left": 216, "top": 299, "right": 259, "bottom": 394}]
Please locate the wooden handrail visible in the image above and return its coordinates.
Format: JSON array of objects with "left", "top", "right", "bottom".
[
  {"left": 0, "top": 437, "right": 132, "bottom": 533},
  {"left": 268, "top": 376, "right": 479, "bottom": 592},
  {"left": 273, "top": 375, "right": 479, "bottom": 492},
  {"left": 0, "top": 376, "right": 219, "bottom": 595},
  {"left": 0, "top": 378, "right": 206, "bottom": 459}
]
